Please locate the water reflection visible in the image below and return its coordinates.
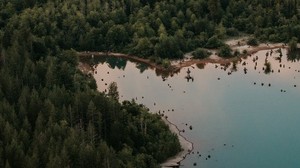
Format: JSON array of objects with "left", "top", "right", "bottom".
[
  {"left": 86, "top": 48, "right": 300, "bottom": 168},
  {"left": 287, "top": 49, "right": 300, "bottom": 61},
  {"left": 196, "top": 63, "right": 206, "bottom": 69},
  {"left": 106, "top": 57, "right": 127, "bottom": 70}
]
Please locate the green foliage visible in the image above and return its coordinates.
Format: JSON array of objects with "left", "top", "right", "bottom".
[
  {"left": 2, "top": 0, "right": 300, "bottom": 166},
  {"left": 0, "top": 2, "right": 184, "bottom": 167},
  {"left": 1, "top": 0, "right": 299, "bottom": 59},
  {"left": 247, "top": 37, "right": 259, "bottom": 46},
  {"left": 289, "top": 37, "right": 298, "bottom": 52},
  {"left": 132, "top": 37, "right": 154, "bottom": 57},
  {"left": 154, "top": 35, "right": 183, "bottom": 58},
  {"left": 287, "top": 37, "right": 300, "bottom": 60},
  {"left": 108, "top": 82, "right": 119, "bottom": 101},
  {"left": 161, "top": 58, "right": 171, "bottom": 68},
  {"left": 192, "top": 48, "right": 212, "bottom": 59},
  {"left": 206, "top": 36, "right": 224, "bottom": 49},
  {"left": 219, "top": 44, "right": 233, "bottom": 58}
]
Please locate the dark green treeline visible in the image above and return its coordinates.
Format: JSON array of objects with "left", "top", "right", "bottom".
[
  {"left": 1, "top": 0, "right": 300, "bottom": 167},
  {"left": 2, "top": 0, "right": 300, "bottom": 59},
  {"left": 0, "top": 1, "right": 182, "bottom": 168}
]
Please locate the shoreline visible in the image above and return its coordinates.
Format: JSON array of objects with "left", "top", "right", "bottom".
[
  {"left": 77, "top": 43, "right": 287, "bottom": 78},
  {"left": 160, "top": 117, "right": 193, "bottom": 168},
  {"left": 77, "top": 41, "right": 288, "bottom": 167}
]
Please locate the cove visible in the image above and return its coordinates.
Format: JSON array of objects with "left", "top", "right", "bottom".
[{"left": 83, "top": 48, "right": 300, "bottom": 168}]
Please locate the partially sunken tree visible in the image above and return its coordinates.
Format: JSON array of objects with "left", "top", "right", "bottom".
[
  {"left": 289, "top": 37, "right": 298, "bottom": 52},
  {"left": 264, "top": 62, "right": 271, "bottom": 74}
]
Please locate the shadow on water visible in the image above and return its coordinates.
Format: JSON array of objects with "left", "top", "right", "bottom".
[
  {"left": 196, "top": 63, "right": 206, "bottom": 69},
  {"left": 106, "top": 57, "right": 127, "bottom": 70},
  {"left": 287, "top": 49, "right": 300, "bottom": 61},
  {"left": 136, "top": 62, "right": 149, "bottom": 73}
]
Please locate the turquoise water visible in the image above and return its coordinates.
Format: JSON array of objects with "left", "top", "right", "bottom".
[{"left": 92, "top": 49, "right": 300, "bottom": 168}]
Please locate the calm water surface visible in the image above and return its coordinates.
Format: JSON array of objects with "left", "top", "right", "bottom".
[{"left": 92, "top": 49, "right": 300, "bottom": 168}]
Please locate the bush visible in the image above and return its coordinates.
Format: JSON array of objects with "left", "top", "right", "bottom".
[
  {"left": 162, "top": 58, "right": 171, "bottom": 68},
  {"left": 226, "top": 28, "right": 239, "bottom": 36},
  {"left": 247, "top": 37, "right": 259, "bottom": 46},
  {"left": 205, "top": 36, "right": 224, "bottom": 49},
  {"left": 192, "top": 48, "right": 211, "bottom": 59},
  {"left": 289, "top": 37, "right": 298, "bottom": 52},
  {"left": 233, "top": 50, "right": 240, "bottom": 56},
  {"left": 218, "top": 45, "right": 232, "bottom": 58}
]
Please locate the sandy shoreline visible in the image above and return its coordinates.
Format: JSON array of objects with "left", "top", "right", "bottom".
[
  {"left": 77, "top": 42, "right": 287, "bottom": 78},
  {"left": 160, "top": 117, "right": 193, "bottom": 168}
]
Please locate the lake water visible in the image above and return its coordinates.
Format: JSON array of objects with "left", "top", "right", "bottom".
[{"left": 91, "top": 49, "right": 300, "bottom": 168}]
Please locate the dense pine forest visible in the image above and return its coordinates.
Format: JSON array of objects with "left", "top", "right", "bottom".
[{"left": 0, "top": 0, "right": 300, "bottom": 167}]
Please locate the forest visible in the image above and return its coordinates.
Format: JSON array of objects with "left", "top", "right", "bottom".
[{"left": 0, "top": 0, "right": 300, "bottom": 167}]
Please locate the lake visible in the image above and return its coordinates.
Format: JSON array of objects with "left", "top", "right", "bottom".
[{"left": 90, "top": 48, "right": 300, "bottom": 168}]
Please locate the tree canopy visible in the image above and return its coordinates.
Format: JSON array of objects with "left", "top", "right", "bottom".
[
  {"left": 1, "top": 0, "right": 300, "bottom": 167},
  {"left": 1, "top": 0, "right": 300, "bottom": 59}
]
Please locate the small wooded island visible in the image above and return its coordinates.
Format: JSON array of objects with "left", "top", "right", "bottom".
[{"left": 0, "top": 0, "right": 300, "bottom": 168}]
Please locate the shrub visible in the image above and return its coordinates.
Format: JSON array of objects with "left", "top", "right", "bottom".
[
  {"left": 233, "top": 50, "right": 240, "bottom": 56},
  {"left": 192, "top": 48, "right": 211, "bottom": 59},
  {"left": 247, "top": 37, "right": 259, "bottom": 46},
  {"left": 289, "top": 37, "right": 298, "bottom": 52},
  {"left": 205, "top": 36, "right": 224, "bottom": 49},
  {"left": 162, "top": 58, "right": 171, "bottom": 68},
  {"left": 218, "top": 45, "right": 232, "bottom": 58},
  {"left": 226, "top": 28, "right": 239, "bottom": 36}
]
